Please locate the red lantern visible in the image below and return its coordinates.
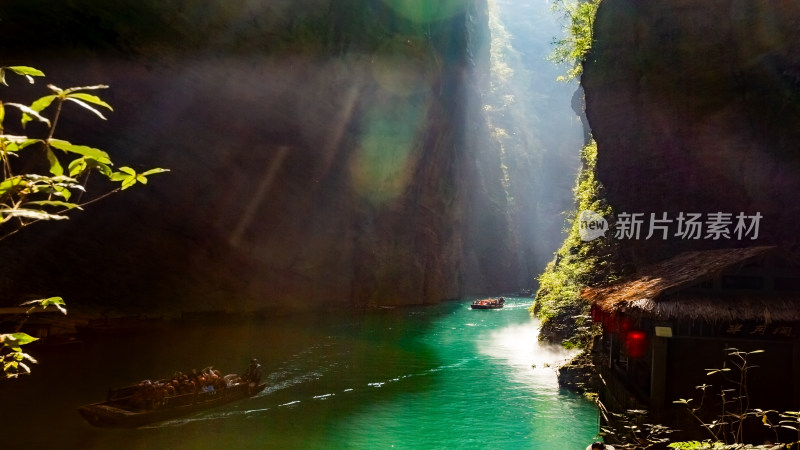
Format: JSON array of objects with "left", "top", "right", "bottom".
[{"left": 625, "top": 330, "right": 647, "bottom": 358}]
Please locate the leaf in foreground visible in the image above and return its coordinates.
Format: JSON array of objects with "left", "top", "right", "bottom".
[{"left": 1, "top": 332, "right": 39, "bottom": 348}]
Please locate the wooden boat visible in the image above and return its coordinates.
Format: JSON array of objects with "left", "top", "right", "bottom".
[
  {"left": 470, "top": 297, "right": 506, "bottom": 309},
  {"left": 78, "top": 372, "right": 266, "bottom": 428}
]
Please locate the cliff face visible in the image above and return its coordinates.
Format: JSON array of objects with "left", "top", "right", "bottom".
[
  {"left": 0, "top": 0, "right": 528, "bottom": 312},
  {"left": 583, "top": 0, "right": 800, "bottom": 265}
]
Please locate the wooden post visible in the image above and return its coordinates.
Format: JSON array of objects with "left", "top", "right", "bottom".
[
  {"left": 650, "top": 336, "right": 668, "bottom": 411},
  {"left": 793, "top": 341, "right": 800, "bottom": 409}
]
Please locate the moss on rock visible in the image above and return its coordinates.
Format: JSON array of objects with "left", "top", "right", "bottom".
[{"left": 531, "top": 140, "right": 619, "bottom": 346}]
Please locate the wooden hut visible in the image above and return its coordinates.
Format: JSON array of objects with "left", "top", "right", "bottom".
[{"left": 581, "top": 246, "right": 800, "bottom": 438}]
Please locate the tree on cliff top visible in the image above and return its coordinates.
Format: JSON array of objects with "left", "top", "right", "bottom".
[
  {"left": 549, "top": 0, "right": 601, "bottom": 81},
  {"left": 0, "top": 65, "right": 167, "bottom": 378}
]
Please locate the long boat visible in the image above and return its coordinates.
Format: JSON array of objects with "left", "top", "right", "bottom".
[
  {"left": 470, "top": 297, "right": 505, "bottom": 309},
  {"left": 78, "top": 373, "right": 266, "bottom": 428}
]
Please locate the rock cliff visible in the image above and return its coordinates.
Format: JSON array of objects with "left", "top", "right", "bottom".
[
  {"left": 0, "top": 0, "right": 535, "bottom": 313},
  {"left": 583, "top": 0, "right": 800, "bottom": 266}
]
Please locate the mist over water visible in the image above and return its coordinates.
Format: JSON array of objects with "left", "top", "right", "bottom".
[{"left": 479, "top": 318, "right": 577, "bottom": 381}]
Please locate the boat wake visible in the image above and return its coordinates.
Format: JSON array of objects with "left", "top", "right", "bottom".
[
  {"left": 142, "top": 405, "right": 273, "bottom": 428},
  {"left": 260, "top": 370, "right": 323, "bottom": 397},
  {"left": 500, "top": 300, "right": 534, "bottom": 310},
  {"left": 146, "top": 356, "right": 479, "bottom": 429}
]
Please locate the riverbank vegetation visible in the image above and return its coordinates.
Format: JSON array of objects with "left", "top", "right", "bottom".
[
  {"left": 530, "top": 140, "right": 618, "bottom": 347},
  {"left": 599, "top": 349, "right": 800, "bottom": 449},
  {"left": 532, "top": 0, "right": 610, "bottom": 348},
  {"left": 668, "top": 349, "right": 800, "bottom": 449}
]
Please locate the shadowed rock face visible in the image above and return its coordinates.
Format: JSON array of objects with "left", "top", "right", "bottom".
[
  {"left": 583, "top": 0, "right": 800, "bottom": 265},
  {"left": 0, "top": 0, "right": 530, "bottom": 313}
]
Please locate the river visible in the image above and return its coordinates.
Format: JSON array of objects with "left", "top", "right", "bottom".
[{"left": 1, "top": 298, "right": 598, "bottom": 449}]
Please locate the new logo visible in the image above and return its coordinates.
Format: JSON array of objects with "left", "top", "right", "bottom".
[{"left": 579, "top": 210, "right": 608, "bottom": 242}]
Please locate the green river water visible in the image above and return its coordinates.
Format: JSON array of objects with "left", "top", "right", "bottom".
[{"left": 2, "top": 298, "right": 599, "bottom": 449}]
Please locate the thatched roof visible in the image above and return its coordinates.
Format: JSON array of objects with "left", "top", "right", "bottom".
[{"left": 581, "top": 246, "right": 800, "bottom": 322}]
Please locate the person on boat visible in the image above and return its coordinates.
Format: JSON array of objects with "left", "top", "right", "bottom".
[
  {"left": 132, "top": 380, "right": 152, "bottom": 409},
  {"left": 201, "top": 373, "right": 213, "bottom": 392},
  {"left": 243, "top": 358, "right": 262, "bottom": 385},
  {"left": 185, "top": 378, "right": 197, "bottom": 394},
  {"left": 153, "top": 381, "right": 169, "bottom": 407},
  {"left": 205, "top": 367, "right": 223, "bottom": 389}
]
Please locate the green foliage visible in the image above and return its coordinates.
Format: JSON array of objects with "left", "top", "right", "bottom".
[
  {"left": 603, "top": 350, "right": 800, "bottom": 449},
  {"left": 0, "top": 65, "right": 168, "bottom": 239},
  {"left": 531, "top": 140, "right": 617, "bottom": 346},
  {"left": 549, "top": 0, "right": 601, "bottom": 81},
  {"left": 671, "top": 349, "right": 800, "bottom": 449},
  {"left": 0, "top": 66, "right": 168, "bottom": 379},
  {"left": 598, "top": 408, "right": 673, "bottom": 449},
  {"left": 0, "top": 65, "right": 45, "bottom": 86},
  {"left": 668, "top": 441, "right": 791, "bottom": 449},
  {"left": 21, "top": 296, "right": 67, "bottom": 315},
  {"left": 0, "top": 297, "right": 65, "bottom": 378},
  {"left": 668, "top": 442, "right": 747, "bottom": 449}
]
